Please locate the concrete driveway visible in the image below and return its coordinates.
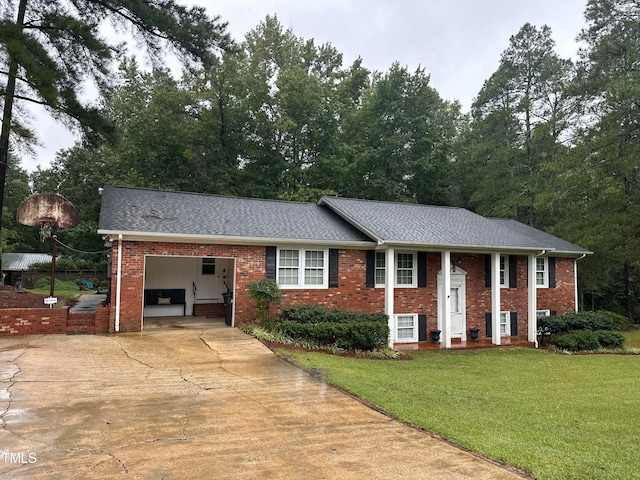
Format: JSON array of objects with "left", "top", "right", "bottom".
[{"left": 0, "top": 319, "right": 524, "bottom": 479}]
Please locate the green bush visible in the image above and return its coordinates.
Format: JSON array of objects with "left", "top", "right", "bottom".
[
  {"left": 246, "top": 278, "right": 282, "bottom": 325},
  {"left": 552, "top": 330, "right": 600, "bottom": 352},
  {"left": 551, "top": 330, "right": 625, "bottom": 351},
  {"left": 277, "top": 320, "right": 389, "bottom": 351},
  {"left": 539, "top": 310, "right": 629, "bottom": 335},
  {"left": 34, "top": 277, "right": 79, "bottom": 291},
  {"left": 595, "top": 330, "right": 625, "bottom": 349},
  {"left": 282, "top": 305, "right": 387, "bottom": 324}
]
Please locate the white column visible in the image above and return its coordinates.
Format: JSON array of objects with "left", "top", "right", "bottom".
[
  {"left": 115, "top": 234, "right": 123, "bottom": 333},
  {"left": 385, "top": 247, "right": 395, "bottom": 348},
  {"left": 442, "top": 251, "right": 451, "bottom": 349},
  {"left": 528, "top": 254, "right": 538, "bottom": 344},
  {"left": 574, "top": 259, "right": 579, "bottom": 313},
  {"left": 491, "top": 253, "right": 501, "bottom": 345}
]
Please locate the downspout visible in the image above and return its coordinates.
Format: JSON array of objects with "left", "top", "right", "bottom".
[
  {"left": 574, "top": 254, "right": 587, "bottom": 313},
  {"left": 115, "top": 234, "right": 123, "bottom": 332}
]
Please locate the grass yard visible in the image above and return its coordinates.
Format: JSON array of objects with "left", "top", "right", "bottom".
[
  {"left": 623, "top": 330, "right": 640, "bottom": 347},
  {"left": 281, "top": 347, "right": 640, "bottom": 480}
]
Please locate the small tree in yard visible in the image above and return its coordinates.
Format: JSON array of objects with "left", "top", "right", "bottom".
[{"left": 246, "top": 278, "right": 281, "bottom": 325}]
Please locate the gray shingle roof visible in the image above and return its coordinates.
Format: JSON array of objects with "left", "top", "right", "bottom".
[
  {"left": 97, "top": 187, "right": 589, "bottom": 254},
  {"left": 319, "top": 197, "right": 589, "bottom": 254},
  {"left": 487, "top": 219, "right": 591, "bottom": 255},
  {"left": 2, "top": 253, "right": 53, "bottom": 271},
  {"left": 98, "top": 186, "right": 373, "bottom": 244}
]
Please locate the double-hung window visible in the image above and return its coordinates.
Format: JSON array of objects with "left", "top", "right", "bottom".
[
  {"left": 499, "top": 255, "right": 508, "bottom": 287},
  {"left": 499, "top": 311, "right": 510, "bottom": 336},
  {"left": 395, "top": 314, "right": 418, "bottom": 342},
  {"left": 372, "top": 250, "right": 417, "bottom": 288},
  {"left": 396, "top": 252, "right": 416, "bottom": 287},
  {"left": 277, "top": 248, "right": 327, "bottom": 288},
  {"left": 375, "top": 251, "right": 386, "bottom": 287},
  {"left": 536, "top": 257, "right": 549, "bottom": 287}
]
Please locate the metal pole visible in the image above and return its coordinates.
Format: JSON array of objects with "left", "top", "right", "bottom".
[{"left": 50, "top": 227, "right": 58, "bottom": 298}]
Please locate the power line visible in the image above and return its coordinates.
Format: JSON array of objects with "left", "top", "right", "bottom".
[{"left": 53, "top": 236, "right": 110, "bottom": 255}]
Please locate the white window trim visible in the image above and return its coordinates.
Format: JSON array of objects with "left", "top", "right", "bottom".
[
  {"left": 536, "top": 257, "right": 549, "bottom": 288},
  {"left": 395, "top": 251, "right": 417, "bottom": 288},
  {"left": 536, "top": 309, "right": 551, "bottom": 319},
  {"left": 500, "top": 255, "right": 509, "bottom": 288},
  {"left": 375, "top": 251, "right": 386, "bottom": 288},
  {"left": 499, "top": 311, "right": 510, "bottom": 337},
  {"left": 394, "top": 313, "right": 418, "bottom": 343},
  {"left": 276, "top": 247, "right": 329, "bottom": 289}
]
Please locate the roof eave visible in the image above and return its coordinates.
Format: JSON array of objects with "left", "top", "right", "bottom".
[
  {"left": 380, "top": 240, "right": 592, "bottom": 256},
  {"left": 317, "top": 197, "right": 384, "bottom": 244},
  {"left": 97, "top": 229, "right": 377, "bottom": 249}
]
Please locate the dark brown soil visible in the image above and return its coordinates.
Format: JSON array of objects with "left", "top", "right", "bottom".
[
  {"left": 0, "top": 286, "right": 82, "bottom": 310},
  {"left": 0, "top": 286, "right": 49, "bottom": 309}
]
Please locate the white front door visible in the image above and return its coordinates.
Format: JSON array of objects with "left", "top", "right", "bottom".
[
  {"left": 437, "top": 268, "right": 467, "bottom": 340},
  {"left": 450, "top": 286, "right": 464, "bottom": 337},
  {"left": 195, "top": 258, "right": 220, "bottom": 301}
]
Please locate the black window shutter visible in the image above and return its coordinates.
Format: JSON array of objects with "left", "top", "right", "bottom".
[
  {"left": 365, "top": 250, "right": 375, "bottom": 288},
  {"left": 265, "top": 246, "right": 277, "bottom": 280},
  {"left": 510, "top": 311, "right": 518, "bottom": 336},
  {"left": 485, "top": 313, "right": 492, "bottom": 337},
  {"left": 418, "top": 314, "right": 427, "bottom": 341},
  {"left": 329, "top": 249, "right": 339, "bottom": 288},
  {"left": 418, "top": 252, "right": 427, "bottom": 288},
  {"left": 550, "top": 310, "right": 557, "bottom": 316},
  {"left": 484, "top": 255, "right": 491, "bottom": 288},
  {"left": 549, "top": 257, "right": 556, "bottom": 288},
  {"left": 509, "top": 255, "right": 517, "bottom": 288}
]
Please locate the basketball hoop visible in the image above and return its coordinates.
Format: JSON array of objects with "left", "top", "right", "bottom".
[
  {"left": 39, "top": 218, "right": 57, "bottom": 243},
  {"left": 16, "top": 195, "right": 77, "bottom": 298}
]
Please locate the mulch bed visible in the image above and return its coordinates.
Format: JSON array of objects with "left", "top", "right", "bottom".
[
  {"left": 0, "top": 286, "right": 49, "bottom": 309},
  {"left": 260, "top": 339, "right": 412, "bottom": 360},
  {"left": 0, "top": 286, "right": 80, "bottom": 310}
]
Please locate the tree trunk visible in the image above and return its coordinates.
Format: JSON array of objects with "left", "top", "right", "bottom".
[
  {"left": 0, "top": 0, "right": 28, "bottom": 280},
  {"left": 624, "top": 260, "right": 635, "bottom": 324}
]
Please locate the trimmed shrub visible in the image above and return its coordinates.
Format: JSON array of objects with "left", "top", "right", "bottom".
[
  {"left": 595, "top": 330, "right": 625, "bottom": 349},
  {"left": 277, "top": 320, "right": 389, "bottom": 351},
  {"left": 552, "top": 330, "right": 600, "bottom": 352},
  {"left": 539, "top": 310, "right": 629, "bottom": 335},
  {"left": 282, "top": 305, "right": 387, "bottom": 324},
  {"left": 551, "top": 330, "right": 625, "bottom": 351}
]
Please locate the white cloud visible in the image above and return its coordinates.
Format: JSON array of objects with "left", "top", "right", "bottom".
[{"left": 27, "top": 0, "right": 588, "bottom": 171}]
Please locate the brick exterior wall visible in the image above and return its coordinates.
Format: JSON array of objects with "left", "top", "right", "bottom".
[
  {"left": 0, "top": 306, "right": 111, "bottom": 336},
  {"left": 193, "top": 302, "right": 225, "bottom": 317},
  {"left": 109, "top": 241, "right": 578, "bottom": 340}
]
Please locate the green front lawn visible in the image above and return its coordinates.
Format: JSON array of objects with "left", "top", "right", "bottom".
[
  {"left": 282, "top": 348, "right": 640, "bottom": 480},
  {"left": 623, "top": 330, "right": 640, "bottom": 348}
]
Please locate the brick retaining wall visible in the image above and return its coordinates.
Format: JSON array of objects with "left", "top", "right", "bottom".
[{"left": 0, "top": 306, "right": 111, "bottom": 336}]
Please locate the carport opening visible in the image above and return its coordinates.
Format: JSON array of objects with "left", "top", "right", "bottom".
[{"left": 142, "top": 255, "right": 235, "bottom": 329}]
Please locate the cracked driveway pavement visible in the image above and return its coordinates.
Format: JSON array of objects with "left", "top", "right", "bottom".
[{"left": 0, "top": 320, "right": 523, "bottom": 479}]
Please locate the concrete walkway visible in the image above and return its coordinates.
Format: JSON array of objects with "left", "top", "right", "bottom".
[
  {"left": 0, "top": 320, "right": 525, "bottom": 479},
  {"left": 68, "top": 293, "right": 107, "bottom": 313}
]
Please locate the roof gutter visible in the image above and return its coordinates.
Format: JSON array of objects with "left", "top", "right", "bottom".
[{"left": 97, "top": 230, "right": 376, "bottom": 249}]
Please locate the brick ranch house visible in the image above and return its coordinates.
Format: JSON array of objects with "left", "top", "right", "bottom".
[{"left": 98, "top": 186, "right": 590, "bottom": 349}]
